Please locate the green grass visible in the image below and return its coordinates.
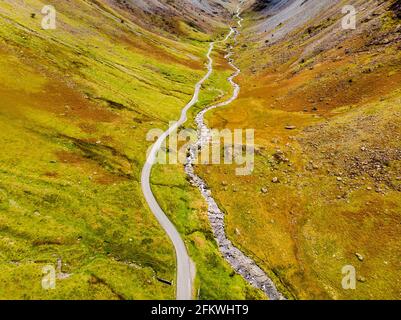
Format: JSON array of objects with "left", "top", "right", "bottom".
[
  {"left": 0, "top": 107, "right": 175, "bottom": 299},
  {"left": 149, "top": 40, "right": 267, "bottom": 299},
  {"left": 151, "top": 164, "right": 265, "bottom": 300},
  {"left": 0, "top": 0, "right": 232, "bottom": 299}
]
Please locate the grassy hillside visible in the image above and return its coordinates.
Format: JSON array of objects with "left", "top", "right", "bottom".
[
  {"left": 0, "top": 0, "right": 251, "bottom": 299},
  {"left": 197, "top": 0, "right": 401, "bottom": 299},
  {"left": 151, "top": 40, "right": 265, "bottom": 299}
]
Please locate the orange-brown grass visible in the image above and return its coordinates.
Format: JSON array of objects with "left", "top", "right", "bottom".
[{"left": 196, "top": 18, "right": 401, "bottom": 299}]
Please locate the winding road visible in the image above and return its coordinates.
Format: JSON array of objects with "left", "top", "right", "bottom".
[
  {"left": 141, "top": 35, "right": 216, "bottom": 300},
  {"left": 141, "top": 2, "right": 284, "bottom": 301}
]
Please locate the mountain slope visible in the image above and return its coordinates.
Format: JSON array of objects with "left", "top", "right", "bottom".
[
  {"left": 0, "top": 0, "right": 262, "bottom": 300},
  {"left": 2, "top": 0, "right": 399, "bottom": 301},
  {"left": 198, "top": 0, "right": 401, "bottom": 299},
  {"left": 104, "top": 0, "right": 233, "bottom": 35}
]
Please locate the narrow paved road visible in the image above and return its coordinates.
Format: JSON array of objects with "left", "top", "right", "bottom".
[
  {"left": 141, "top": 3, "right": 248, "bottom": 300},
  {"left": 141, "top": 42, "right": 215, "bottom": 300}
]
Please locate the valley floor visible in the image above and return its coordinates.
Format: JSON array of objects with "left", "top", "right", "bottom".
[{"left": 0, "top": 0, "right": 400, "bottom": 300}]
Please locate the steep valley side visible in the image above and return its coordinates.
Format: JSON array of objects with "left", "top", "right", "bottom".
[{"left": 197, "top": 0, "right": 401, "bottom": 299}]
